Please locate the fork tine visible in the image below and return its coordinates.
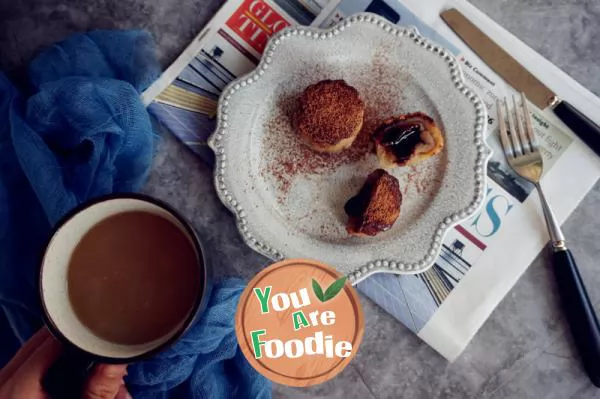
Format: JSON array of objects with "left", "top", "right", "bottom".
[
  {"left": 504, "top": 97, "right": 523, "bottom": 156},
  {"left": 512, "top": 95, "right": 531, "bottom": 153},
  {"left": 520, "top": 92, "right": 539, "bottom": 152},
  {"left": 496, "top": 99, "right": 514, "bottom": 158}
]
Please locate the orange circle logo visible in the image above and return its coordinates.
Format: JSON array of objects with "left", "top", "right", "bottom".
[{"left": 235, "top": 259, "right": 364, "bottom": 386}]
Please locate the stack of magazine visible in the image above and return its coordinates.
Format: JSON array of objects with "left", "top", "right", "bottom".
[{"left": 141, "top": 0, "right": 600, "bottom": 360}]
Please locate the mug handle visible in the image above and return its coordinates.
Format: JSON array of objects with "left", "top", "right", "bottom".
[{"left": 42, "top": 347, "right": 96, "bottom": 399}]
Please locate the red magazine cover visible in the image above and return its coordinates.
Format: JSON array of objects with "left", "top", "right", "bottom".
[{"left": 226, "top": 0, "right": 291, "bottom": 53}]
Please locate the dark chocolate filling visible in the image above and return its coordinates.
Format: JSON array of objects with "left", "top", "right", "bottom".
[
  {"left": 375, "top": 121, "right": 424, "bottom": 163},
  {"left": 344, "top": 189, "right": 370, "bottom": 217},
  {"left": 381, "top": 124, "right": 422, "bottom": 162},
  {"left": 344, "top": 170, "right": 383, "bottom": 217}
]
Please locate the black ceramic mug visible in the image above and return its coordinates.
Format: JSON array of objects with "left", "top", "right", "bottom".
[{"left": 38, "top": 194, "right": 212, "bottom": 399}]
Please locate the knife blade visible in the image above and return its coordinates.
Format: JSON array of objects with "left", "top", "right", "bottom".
[{"left": 441, "top": 8, "right": 600, "bottom": 157}]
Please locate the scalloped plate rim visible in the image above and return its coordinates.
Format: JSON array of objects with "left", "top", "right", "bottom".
[{"left": 208, "top": 12, "right": 492, "bottom": 284}]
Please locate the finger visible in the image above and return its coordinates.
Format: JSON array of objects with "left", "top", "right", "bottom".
[
  {"left": 0, "top": 329, "right": 54, "bottom": 385},
  {"left": 11, "top": 331, "right": 62, "bottom": 386},
  {"left": 115, "top": 384, "right": 132, "bottom": 399},
  {"left": 82, "top": 364, "right": 128, "bottom": 399}
]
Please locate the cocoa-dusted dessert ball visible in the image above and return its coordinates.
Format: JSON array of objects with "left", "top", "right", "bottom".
[
  {"left": 344, "top": 169, "right": 402, "bottom": 236},
  {"left": 295, "top": 80, "right": 365, "bottom": 153}
]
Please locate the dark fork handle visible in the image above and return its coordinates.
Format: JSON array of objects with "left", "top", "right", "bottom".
[{"left": 553, "top": 249, "right": 600, "bottom": 387}]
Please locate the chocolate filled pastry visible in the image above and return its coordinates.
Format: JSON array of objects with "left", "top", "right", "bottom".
[
  {"left": 344, "top": 169, "right": 402, "bottom": 236},
  {"left": 295, "top": 80, "right": 365, "bottom": 153},
  {"left": 373, "top": 112, "right": 444, "bottom": 168}
]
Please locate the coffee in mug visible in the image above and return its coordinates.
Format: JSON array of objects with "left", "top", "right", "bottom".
[
  {"left": 67, "top": 211, "right": 201, "bottom": 345},
  {"left": 39, "top": 194, "right": 210, "bottom": 398}
]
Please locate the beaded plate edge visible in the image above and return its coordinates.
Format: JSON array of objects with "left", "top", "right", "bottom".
[{"left": 207, "top": 12, "right": 492, "bottom": 285}]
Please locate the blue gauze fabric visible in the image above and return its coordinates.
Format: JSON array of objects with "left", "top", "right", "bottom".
[
  {"left": 127, "top": 279, "right": 271, "bottom": 399},
  {"left": 0, "top": 30, "right": 271, "bottom": 398}
]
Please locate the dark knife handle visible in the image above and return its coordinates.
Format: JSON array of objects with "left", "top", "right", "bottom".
[
  {"left": 554, "top": 100, "right": 600, "bottom": 157},
  {"left": 553, "top": 249, "right": 600, "bottom": 387}
]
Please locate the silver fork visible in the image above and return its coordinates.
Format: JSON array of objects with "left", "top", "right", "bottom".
[{"left": 498, "top": 93, "right": 600, "bottom": 387}]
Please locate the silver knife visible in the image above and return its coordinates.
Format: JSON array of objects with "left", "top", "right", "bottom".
[{"left": 441, "top": 8, "right": 600, "bottom": 157}]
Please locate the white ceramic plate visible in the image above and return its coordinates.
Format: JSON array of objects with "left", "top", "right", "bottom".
[{"left": 208, "top": 13, "right": 491, "bottom": 284}]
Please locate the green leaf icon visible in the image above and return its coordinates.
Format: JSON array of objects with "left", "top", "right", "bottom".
[
  {"left": 312, "top": 279, "right": 325, "bottom": 302},
  {"left": 323, "top": 276, "right": 347, "bottom": 302}
]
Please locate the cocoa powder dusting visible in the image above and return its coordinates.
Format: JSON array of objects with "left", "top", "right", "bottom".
[
  {"left": 402, "top": 163, "right": 442, "bottom": 196},
  {"left": 263, "top": 93, "right": 379, "bottom": 198},
  {"left": 261, "top": 45, "right": 441, "bottom": 206},
  {"left": 296, "top": 80, "right": 365, "bottom": 146}
]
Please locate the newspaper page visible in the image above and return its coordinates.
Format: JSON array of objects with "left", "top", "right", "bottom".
[
  {"left": 387, "top": 0, "right": 600, "bottom": 360},
  {"left": 142, "top": 0, "right": 311, "bottom": 161},
  {"left": 141, "top": 0, "right": 600, "bottom": 361}
]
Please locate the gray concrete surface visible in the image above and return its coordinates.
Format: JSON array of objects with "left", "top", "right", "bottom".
[{"left": 1, "top": 0, "right": 599, "bottom": 397}]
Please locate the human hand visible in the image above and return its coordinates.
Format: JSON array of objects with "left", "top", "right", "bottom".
[{"left": 0, "top": 328, "right": 131, "bottom": 399}]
